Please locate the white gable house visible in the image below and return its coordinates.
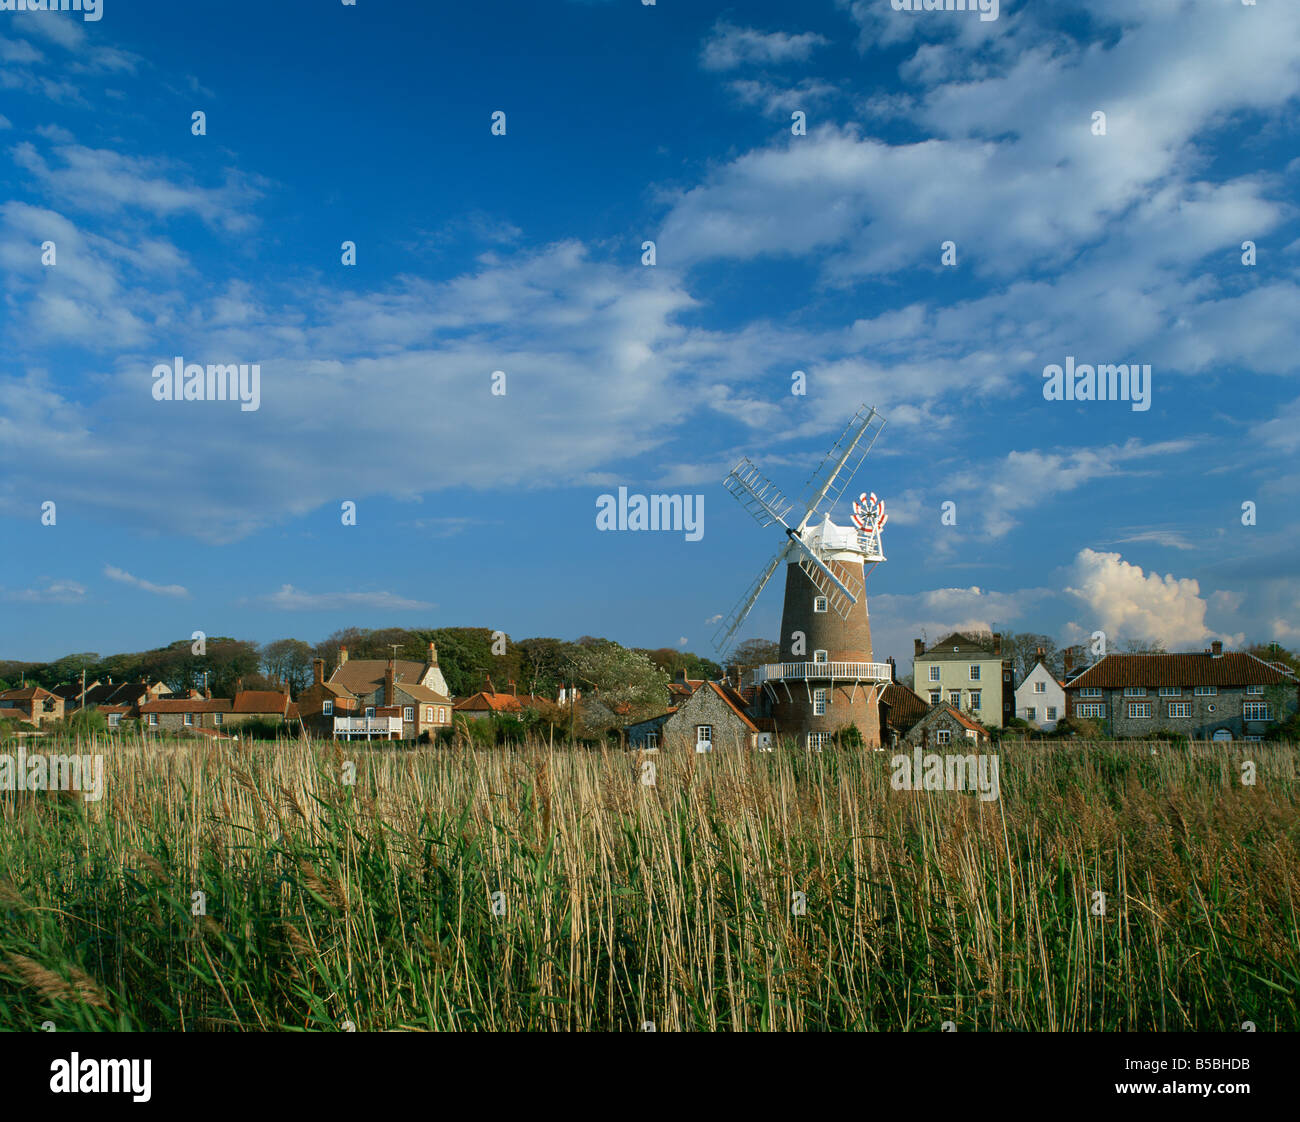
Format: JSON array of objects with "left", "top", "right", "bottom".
[{"left": 1015, "top": 657, "right": 1065, "bottom": 730}]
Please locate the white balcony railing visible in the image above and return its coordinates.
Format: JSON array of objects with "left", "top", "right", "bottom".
[
  {"left": 751, "top": 661, "right": 893, "bottom": 686},
  {"left": 333, "top": 716, "right": 404, "bottom": 736}
]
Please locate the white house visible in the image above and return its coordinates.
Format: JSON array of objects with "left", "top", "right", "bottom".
[{"left": 1015, "top": 655, "right": 1065, "bottom": 730}]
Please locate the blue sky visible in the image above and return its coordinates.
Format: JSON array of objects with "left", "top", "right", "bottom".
[{"left": 1, "top": 0, "right": 1297, "bottom": 668}]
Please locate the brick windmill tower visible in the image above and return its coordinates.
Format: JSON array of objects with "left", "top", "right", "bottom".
[{"left": 715, "top": 405, "right": 892, "bottom": 748}]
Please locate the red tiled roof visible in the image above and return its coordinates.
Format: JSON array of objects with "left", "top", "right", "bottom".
[
  {"left": 882, "top": 682, "right": 928, "bottom": 728},
  {"left": 187, "top": 727, "right": 233, "bottom": 740},
  {"left": 946, "top": 706, "right": 987, "bottom": 734},
  {"left": 393, "top": 682, "right": 453, "bottom": 705},
  {"left": 329, "top": 659, "right": 430, "bottom": 695},
  {"left": 1066, "top": 652, "right": 1296, "bottom": 690},
  {"left": 139, "top": 699, "right": 232, "bottom": 713},
  {"left": 0, "top": 686, "right": 58, "bottom": 701},
  {"left": 456, "top": 691, "right": 525, "bottom": 712},
  {"left": 707, "top": 681, "right": 759, "bottom": 732},
  {"left": 232, "top": 691, "right": 291, "bottom": 715}
]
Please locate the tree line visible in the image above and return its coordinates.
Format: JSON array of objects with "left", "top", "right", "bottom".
[{"left": 0, "top": 627, "right": 728, "bottom": 703}]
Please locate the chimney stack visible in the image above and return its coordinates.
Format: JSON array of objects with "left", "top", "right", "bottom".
[
  {"left": 427, "top": 641, "right": 438, "bottom": 665},
  {"left": 992, "top": 633, "right": 1002, "bottom": 655},
  {"left": 1036, "top": 646, "right": 1044, "bottom": 659},
  {"left": 313, "top": 658, "right": 325, "bottom": 685},
  {"left": 338, "top": 646, "right": 349, "bottom": 666},
  {"left": 384, "top": 660, "right": 396, "bottom": 706},
  {"left": 913, "top": 638, "right": 925, "bottom": 658},
  {"left": 235, "top": 677, "right": 243, "bottom": 696},
  {"left": 886, "top": 655, "right": 897, "bottom": 682},
  {"left": 1211, "top": 639, "right": 1223, "bottom": 657},
  {"left": 509, "top": 679, "right": 517, "bottom": 697},
  {"left": 1064, "top": 649, "right": 1075, "bottom": 676}
]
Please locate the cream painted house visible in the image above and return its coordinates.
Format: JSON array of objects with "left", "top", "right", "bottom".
[{"left": 912, "top": 632, "right": 1014, "bottom": 728}]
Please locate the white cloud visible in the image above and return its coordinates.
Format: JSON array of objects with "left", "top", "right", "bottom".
[
  {"left": 701, "top": 22, "right": 828, "bottom": 71},
  {"left": 726, "top": 77, "right": 839, "bottom": 118},
  {"left": 12, "top": 142, "right": 263, "bottom": 232},
  {"left": 1063, "top": 548, "right": 1234, "bottom": 650},
  {"left": 4, "top": 579, "right": 86, "bottom": 604},
  {"left": 945, "top": 440, "right": 1195, "bottom": 540},
  {"left": 103, "top": 565, "right": 189, "bottom": 599},
  {"left": 261, "top": 586, "right": 434, "bottom": 612}
]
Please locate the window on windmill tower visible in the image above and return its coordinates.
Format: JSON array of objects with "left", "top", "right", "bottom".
[
  {"left": 813, "top": 596, "right": 828, "bottom": 613},
  {"left": 813, "top": 650, "right": 828, "bottom": 664},
  {"left": 813, "top": 688, "right": 828, "bottom": 715}
]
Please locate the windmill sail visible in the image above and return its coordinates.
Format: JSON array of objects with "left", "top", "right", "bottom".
[
  {"left": 713, "top": 548, "right": 785, "bottom": 655},
  {"left": 796, "top": 405, "right": 886, "bottom": 530},
  {"left": 722, "top": 458, "right": 797, "bottom": 529},
  {"left": 714, "top": 404, "right": 886, "bottom": 655},
  {"left": 791, "top": 536, "right": 864, "bottom": 620}
]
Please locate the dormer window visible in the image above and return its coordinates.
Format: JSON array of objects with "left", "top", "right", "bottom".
[{"left": 813, "top": 596, "right": 828, "bottom": 613}]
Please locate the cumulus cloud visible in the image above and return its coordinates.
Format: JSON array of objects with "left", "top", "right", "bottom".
[{"left": 1063, "top": 549, "right": 1236, "bottom": 650}]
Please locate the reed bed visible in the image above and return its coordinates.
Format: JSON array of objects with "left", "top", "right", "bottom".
[{"left": 1, "top": 734, "right": 1297, "bottom": 1031}]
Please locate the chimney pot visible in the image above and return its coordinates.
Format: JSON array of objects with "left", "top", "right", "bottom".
[
  {"left": 1211, "top": 640, "right": 1223, "bottom": 657},
  {"left": 338, "top": 646, "right": 348, "bottom": 666}
]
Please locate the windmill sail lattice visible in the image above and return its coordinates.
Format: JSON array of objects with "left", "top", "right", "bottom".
[{"left": 713, "top": 405, "right": 887, "bottom": 656}]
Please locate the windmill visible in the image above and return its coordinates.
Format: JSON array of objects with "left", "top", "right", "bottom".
[{"left": 715, "top": 404, "right": 893, "bottom": 747}]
